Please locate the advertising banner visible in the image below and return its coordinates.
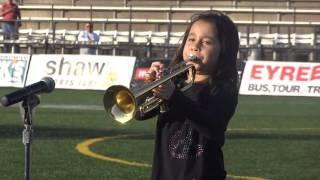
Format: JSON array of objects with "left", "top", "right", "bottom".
[
  {"left": 239, "top": 60, "right": 320, "bottom": 97},
  {"left": 0, "top": 54, "right": 30, "bottom": 87},
  {"left": 26, "top": 54, "right": 136, "bottom": 90}
]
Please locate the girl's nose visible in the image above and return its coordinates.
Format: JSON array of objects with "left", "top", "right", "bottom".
[{"left": 190, "top": 40, "right": 201, "bottom": 51}]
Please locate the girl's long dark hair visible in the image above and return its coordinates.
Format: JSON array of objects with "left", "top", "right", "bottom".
[{"left": 172, "top": 10, "right": 239, "bottom": 93}]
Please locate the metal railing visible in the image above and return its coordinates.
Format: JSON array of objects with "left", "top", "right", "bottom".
[{"left": 17, "top": 0, "right": 320, "bottom": 9}]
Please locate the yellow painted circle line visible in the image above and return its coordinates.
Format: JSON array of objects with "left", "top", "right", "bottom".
[
  {"left": 227, "top": 174, "right": 270, "bottom": 180},
  {"left": 75, "top": 134, "right": 151, "bottom": 168},
  {"left": 76, "top": 134, "right": 270, "bottom": 180}
]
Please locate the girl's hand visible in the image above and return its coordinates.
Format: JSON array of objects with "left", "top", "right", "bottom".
[
  {"left": 144, "top": 61, "right": 165, "bottom": 82},
  {"left": 152, "top": 80, "right": 175, "bottom": 100}
]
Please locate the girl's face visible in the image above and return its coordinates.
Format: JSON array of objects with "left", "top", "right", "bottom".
[{"left": 183, "top": 20, "right": 221, "bottom": 76}]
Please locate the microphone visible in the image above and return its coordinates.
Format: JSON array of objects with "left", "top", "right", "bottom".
[{"left": 0, "top": 77, "right": 55, "bottom": 107}]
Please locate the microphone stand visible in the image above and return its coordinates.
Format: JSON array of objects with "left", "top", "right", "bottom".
[{"left": 21, "top": 95, "right": 40, "bottom": 180}]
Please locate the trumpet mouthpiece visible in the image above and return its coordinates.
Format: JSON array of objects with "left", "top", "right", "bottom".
[{"left": 188, "top": 54, "right": 197, "bottom": 61}]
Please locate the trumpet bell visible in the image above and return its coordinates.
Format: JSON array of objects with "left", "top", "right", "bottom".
[{"left": 103, "top": 85, "right": 137, "bottom": 124}]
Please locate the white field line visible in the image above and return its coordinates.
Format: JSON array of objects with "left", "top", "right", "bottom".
[
  {"left": 0, "top": 102, "right": 104, "bottom": 110},
  {"left": 39, "top": 104, "right": 104, "bottom": 111}
]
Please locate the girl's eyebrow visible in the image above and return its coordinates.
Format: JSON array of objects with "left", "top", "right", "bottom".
[
  {"left": 188, "top": 32, "right": 215, "bottom": 40},
  {"left": 203, "top": 35, "right": 214, "bottom": 39},
  {"left": 188, "top": 32, "right": 196, "bottom": 37}
]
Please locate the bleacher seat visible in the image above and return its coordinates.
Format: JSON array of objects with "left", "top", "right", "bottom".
[
  {"left": 99, "top": 30, "right": 116, "bottom": 45},
  {"left": 97, "top": 30, "right": 116, "bottom": 55},
  {"left": 115, "top": 31, "right": 131, "bottom": 44},
  {"left": 274, "top": 33, "right": 291, "bottom": 47},
  {"left": 48, "top": 29, "right": 66, "bottom": 45},
  {"left": 132, "top": 31, "right": 151, "bottom": 45},
  {"left": 317, "top": 34, "right": 320, "bottom": 46},
  {"left": 64, "top": 30, "right": 80, "bottom": 44},
  {"left": 260, "top": 33, "right": 277, "bottom": 46},
  {"left": 18, "top": 29, "right": 32, "bottom": 42},
  {"left": 18, "top": 29, "right": 32, "bottom": 52},
  {"left": 239, "top": 32, "right": 261, "bottom": 47},
  {"left": 30, "top": 29, "right": 49, "bottom": 44},
  {"left": 150, "top": 31, "right": 168, "bottom": 45},
  {"left": 0, "top": 29, "right": 3, "bottom": 47},
  {"left": 169, "top": 31, "right": 184, "bottom": 45},
  {"left": 292, "top": 33, "right": 315, "bottom": 46}
]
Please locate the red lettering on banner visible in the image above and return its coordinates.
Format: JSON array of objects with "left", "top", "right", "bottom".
[
  {"left": 248, "top": 63, "right": 320, "bottom": 81},
  {"left": 250, "top": 65, "right": 263, "bottom": 79},
  {"left": 280, "top": 66, "right": 295, "bottom": 80},
  {"left": 266, "top": 65, "right": 279, "bottom": 80},
  {"left": 311, "top": 65, "right": 320, "bottom": 81},
  {"left": 296, "top": 66, "right": 310, "bottom": 81}
]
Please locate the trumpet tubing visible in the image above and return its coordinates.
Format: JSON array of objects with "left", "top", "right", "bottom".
[{"left": 103, "top": 62, "right": 196, "bottom": 124}]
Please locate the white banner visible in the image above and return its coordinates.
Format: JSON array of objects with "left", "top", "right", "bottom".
[
  {"left": 239, "top": 61, "right": 320, "bottom": 97},
  {"left": 26, "top": 54, "right": 136, "bottom": 90},
  {"left": 0, "top": 54, "right": 30, "bottom": 87}
]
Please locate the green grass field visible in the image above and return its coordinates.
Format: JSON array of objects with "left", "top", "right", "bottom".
[{"left": 0, "top": 87, "right": 319, "bottom": 180}]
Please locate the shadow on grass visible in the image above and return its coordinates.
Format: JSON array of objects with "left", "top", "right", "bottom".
[
  {"left": 0, "top": 125, "right": 154, "bottom": 140},
  {"left": 2, "top": 124, "right": 319, "bottom": 141},
  {"left": 226, "top": 131, "right": 320, "bottom": 140}
]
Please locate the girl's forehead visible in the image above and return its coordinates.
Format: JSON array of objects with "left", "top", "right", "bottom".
[
  {"left": 189, "top": 20, "right": 218, "bottom": 36},
  {"left": 191, "top": 19, "right": 216, "bottom": 28}
]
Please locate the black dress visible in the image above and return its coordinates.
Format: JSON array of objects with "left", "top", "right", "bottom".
[{"left": 136, "top": 82, "right": 238, "bottom": 180}]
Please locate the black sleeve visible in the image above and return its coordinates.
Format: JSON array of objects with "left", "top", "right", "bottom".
[{"left": 168, "top": 87, "right": 238, "bottom": 139}]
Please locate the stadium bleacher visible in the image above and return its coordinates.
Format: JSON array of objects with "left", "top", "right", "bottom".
[
  {"left": 0, "top": 0, "right": 319, "bottom": 61},
  {"left": 1, "top": 28, "right": 318, "bottom": 61}
]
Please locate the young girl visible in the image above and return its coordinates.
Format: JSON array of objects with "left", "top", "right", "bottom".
[{"left": 136, "top": 10, "right": 239, "bottom": 180}]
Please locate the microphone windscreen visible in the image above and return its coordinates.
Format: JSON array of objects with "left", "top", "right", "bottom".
[{"left": 41, "top": 77, "right": 55, "bottom": 93}]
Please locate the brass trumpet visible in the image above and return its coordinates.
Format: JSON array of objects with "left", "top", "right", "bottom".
[{"left": 103, "top": 60, "right": 196, "bottom": 124}]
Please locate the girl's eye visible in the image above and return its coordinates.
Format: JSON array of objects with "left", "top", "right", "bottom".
[
  {"left": 187, "top": 37, "right": 195, "bottom": 42},
  {"left": 202, "top": 40, "right": 213, "bottom": 45}
]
